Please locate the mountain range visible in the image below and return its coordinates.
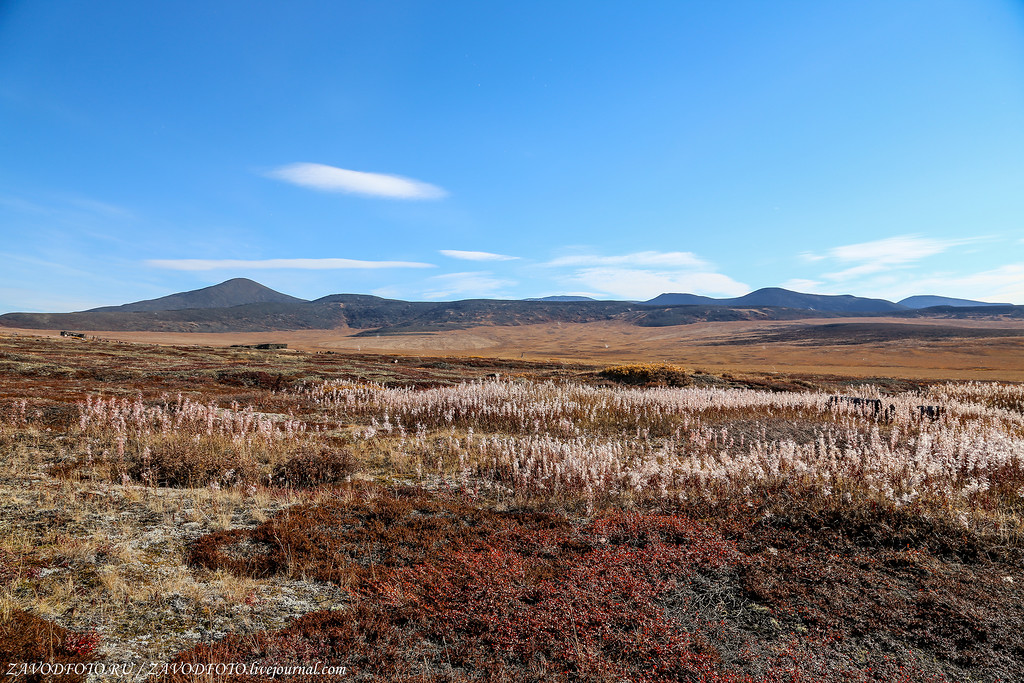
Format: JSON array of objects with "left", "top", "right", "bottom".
[
  {"left": 644, "top": 288, "right": 1010, "bottom": 311},
  {"left": 0, "top": 278, "right": 1017, "bottom": 334}
]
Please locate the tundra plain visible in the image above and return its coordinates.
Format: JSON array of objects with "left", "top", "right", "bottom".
[
  {"left": 1, "top": 329, "right": 1023, "bottom": 682},
  {"left": 4, "top": 315, "right": 1024, "bottom": 380}
]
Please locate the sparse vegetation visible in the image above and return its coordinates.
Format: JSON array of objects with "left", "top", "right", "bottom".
[{"left": 1, "top": 333, "right": 1022, "bottom": 681}]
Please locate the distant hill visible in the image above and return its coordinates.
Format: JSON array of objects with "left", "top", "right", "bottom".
[
  {"left": 524, "top": 296, "right": 598, "bottom": 302},
  {"left": 643, "top": 288, "right": 905, "bottom": 313},
  {"left": 731, "top": 288, "right": 905, "bottom": 313},
  {"left": 898, "top": 295, "right": 1012, "bottom": 309},
  {"left": 644, "top": 293, "right": 718, "bottom": 306},
  {"left": 87, "top": 278, "right": 307, "bottom": 312},
  {"left": 2, "top": 279, "right": 1020, "bottom": 334},
  {"left": 0, "top": 289, "right": 837, "bottom": 334},
  {"left": 0, "top": 295, "right": 634, "bottom": 334}
]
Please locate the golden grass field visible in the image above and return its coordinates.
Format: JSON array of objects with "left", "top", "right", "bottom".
[{"left": 5, "top": 316, "right": 1024, "bottom": 381}]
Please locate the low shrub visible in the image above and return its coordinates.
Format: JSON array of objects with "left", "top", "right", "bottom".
[
  {"left": 125, "top": 439, "right": 262, "bottom": 488},
  {"left": 177, "top": 486, "right": 1012, "bottom": 681},
  {"left": 0, "top": 610, "right": 98, "bottom": 683},
  {"left": 270, "top": 448, "right": 356, "bottom": 488},
  {"left": 180, "top": 487, "right": 746, "bottom": 681},
  {"left": 216, "top": 370, "right": 289, "bottom": 391},
  {"left": 599, "top": 363, "right": 690, "bottom": 386}
]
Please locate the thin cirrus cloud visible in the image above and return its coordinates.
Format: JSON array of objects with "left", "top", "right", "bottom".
[
  {"left": 779, "top": 278, "right": 827, "bottom": 293},
  {"left": 564, "top": 267, "right": 749, "bottom": 300},
  {"left": 147, "top": 258, "right": 435, "bottom": 271},
  {"left": 422, "top": 271, "right": 518, "bottom": 300},
  {"left": 893, "top": 264, "right": 1024, "bottom": 303},
  {"left": 801, "top": 234, "right": 977, "bottom": 281},
  {"left": 0, "top": 193, "right": 134, "bottom": 221},
  {"left": 440, "top": 249, "right": 519, "bottom": 262},
  {"left": 546, "top": 251, "right": 710, "bottom": 268},
  {"left": 544, "top": 250, "right": 747, "bottom": 300},
  {"left": 847, "top": 263, "right": 1024, "bottom": 304},
  {"left": 828, "top": 235, "right": 968, "bottom": 262},
  {"left": 266, "top": 162, "right": 448, "bottom": 200}
]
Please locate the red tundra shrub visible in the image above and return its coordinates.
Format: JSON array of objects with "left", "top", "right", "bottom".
[
  {"left": 180, "top": 487, "right": 759, "bottom": 682},
  {"left": 177, "top": 487, "right": 972, "bottom": 682},
  {"left": 0, "top": 610, "right": 98, "bottom": 683}
]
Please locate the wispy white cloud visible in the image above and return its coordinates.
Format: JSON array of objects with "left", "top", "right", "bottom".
[
  {"left": 0, "top": 194, "right": 133, "bottom": 220},
  {"left": 823, "top": 262, "right": 892, "bottom": 281},
  {"left": 829, "top": 235, "right": 966, "bottom": 263},
  {"left": 563, "top": 267, "right": 748, "bottom": 301},
  {"left": 0, "top": 287, "right": 108, "bottom": 314},
  {"left": 266, "top": 163, "right": 447, "bottom": 200},
  {"left": 369, "top": 286, "right": 404, "bottom": 299},
  {"left": 780, "top": 278, "right": 826, "bottom": 292},
  {"left": 546, "top": 251, "right": 708, "bottom": 268},
  {"left": 65, "top": 197, "right": 134, "bottom": 219},
  {"left": 802, "top": 235, "right": 978, "bottom": 280},
  {"left": 147, "top": 258, "right": 435, "bottom": 271},
  {"left": 440, "top": 249, "right": 519, "bottom": 262},
  {"left": 868, "top": 264, "right": 1024, "bottom": 304},
  {"left": 544, "top": 249, "right": 745, "bottom": 300},
  {"left": 422, "top": 271, "right": 518, "bottom": 300},
  {"left": 800, "top": 234, "right": 981, "bottom": 282},
  {"left": 0, "top": 195, "right": 62, "bottom": 215},
  {"left": 798, "top": 252, "right": 827, "bottom": 263}
]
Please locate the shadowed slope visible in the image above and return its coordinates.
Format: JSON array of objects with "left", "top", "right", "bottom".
[
  {"left": 645, "top": 288, "right": 906, "bottom": 313},
  {"left": 87, "top": 278, "right": 307, "bottom": 312}
]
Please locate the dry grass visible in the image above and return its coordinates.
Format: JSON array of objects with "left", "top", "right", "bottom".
[
  {"left": 7, "top": 315, "right": 1024, "bottom": 380},
  {"left": 1, "top": 334, "right": 1023, "bottom": 681},
  {"left": 0, "top": 452, "right": 343, "bottom": 670}
]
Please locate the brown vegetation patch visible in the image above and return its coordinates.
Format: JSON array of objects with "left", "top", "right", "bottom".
[
  {"left": 0, "top": 610, "right": 98, "bottom": 683},
  {"left": 177, "top": 488, "right": 753, "bottom": 682},
  {"left": 270, "top": 449, "right": 357, "bottom": 488},
  {"left": 179, "top": 487, "right": 991, "bottom": 681},
  {"left": 724, "top": 322, "right": 1024, "bottom": 347},
  {"left": 187, "top": 487, "right": 579, "bottom": 585},
  {"left": 734, "top": 505, "right": 1024, "bottom": 682},
  {"left": 600, "top": 362, "right": 690, "bottom": 386},
  {"left": 215, "top": 370, "right": 293, "bottom": 391}
]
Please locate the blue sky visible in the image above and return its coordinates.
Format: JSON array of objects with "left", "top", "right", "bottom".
[{"left": 2, "top": 1, "right": 1024, "bottom": 312}]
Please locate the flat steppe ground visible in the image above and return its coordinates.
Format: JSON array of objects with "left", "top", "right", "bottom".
[
  {"left": 4, "top": 315, "right": 1024, "bottom": 380},
  {"left": 1, "top": 332, "right": 1023, "bottom": 682}
]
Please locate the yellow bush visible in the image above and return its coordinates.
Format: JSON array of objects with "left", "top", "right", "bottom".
[{"left": 599, "top": 363, "right": 689, "bottom": 386}]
